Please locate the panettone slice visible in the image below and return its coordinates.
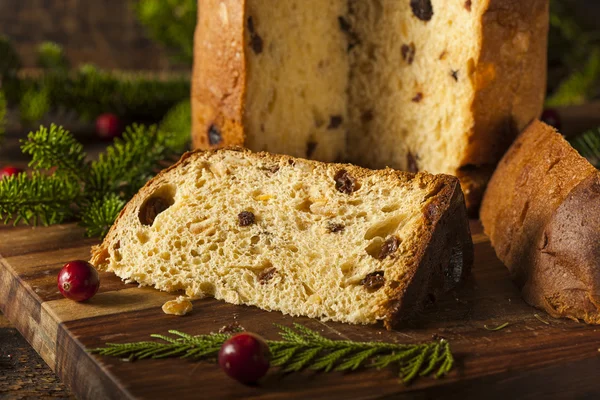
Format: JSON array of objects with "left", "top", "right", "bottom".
[{"left": 91, "top": 148, "right": 473, "bottom": 328}]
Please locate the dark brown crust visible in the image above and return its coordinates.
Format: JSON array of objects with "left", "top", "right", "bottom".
[
  {"left": 385, "top": 175, "right": 473, "bottom": 329},
  {"left": 481, "top": 120, "right": 600, "bottom": 324},
  {"left": 191, "top": 0, "right": 246, "bottom": 150},
  {"left": 463, "top": 0, "right": 549, "bottom": 213},
  {"left": 91, "top": 148, "right": 473, "bottom": 328}
]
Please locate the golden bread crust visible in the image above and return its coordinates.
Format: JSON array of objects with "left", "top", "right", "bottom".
[
  {"left": 481, "top": 120, "right": 600, "bottom": 324},
  {"left": 461, "top": 0, "right": 549, "bottom": 212},
  {"left": 191, "top": 0, "right": 246, "bottom": 150}
]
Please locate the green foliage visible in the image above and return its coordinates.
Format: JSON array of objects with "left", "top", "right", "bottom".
[
  {"left": 90, "top": 323, "right": 454, "bottom": 384},
  {"left": 19, "top": 87, "right": 50, "bottom": 124},
  {"left": 0, "top": 172, "right": 80, "bottom": 226},
  {"left": 570, "top": 127, "right": 600, "bottom": 168},
  {"left": 37, "top": 41, "right": 69, "bottom": 72},
  {"left": 548, "top": 0, "right": 600, "bottom": 106},
  {"left": 133, "top": 0, "right": 197, "bottom": 65},
  {"left": 0, "top": 89, "right": 6, "bottom": 143},
  {"left": 0, "top": 35, "right": 23, "bottom": 106},
  {"left": 0, "top": 123, "right": 189, "bottom": 236},
  {"left": 18, "top": 63, "right": 190, "bottom": 123},
  {"left": 0, "top": 35, "right": 21, "bottom": 78},
  {"left": 546, "top": 48, "right": 600, "bottom": 107},
  {"left": 87, "top": 124, "right": 182, "bottom": 198},
  {"left": 0, "top": 36, "right": 189, "bottom": 124},
  {"left": 483, "top": 322, "right": 510, "bottom": 331},
  {"left": 80, "top": 194, "right": 126, "bottom": 238},
  {"left": 21, "top": 125, "right": 87, "bottom": 177},
  {"left": 160, "top": 99, "right": 191, "bottom": 151}
]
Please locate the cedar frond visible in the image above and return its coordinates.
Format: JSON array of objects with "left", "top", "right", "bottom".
[
  {"left": 0, "top": 171, "right": 79, "bottom": 226},
  {"left": 37, "top": 41, "right": 69, "bottom": 71},
  {"left": 21, "top": 124, "right": 87, "bottom": 178},
  {"left": 570, "top": 127, "right": 600, "bottom": 167},
  {"left": 87, "top": 124, "right": 168, "bottom": 196},
  {"left": 0, "top": 89, "right": 6, "bottom": 143},
  {"left": 90, "top": 324, "right": 455, "bottom": 385},
  {"left": 19, "top": 87, "right": 50, "bottom": 124},
  {"left": 546, "top": 47, "right": 600, "bottom": 107},
  {"left": 160, "top": 99, "right": 191, "bottom": 153},
  {"left": 79, "top": 194, "right": 126, "bottom": 238}
]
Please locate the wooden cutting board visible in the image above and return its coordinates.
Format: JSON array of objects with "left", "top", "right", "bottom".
[{"left": 0, "top": 222, "right": 599, "bottom": 400}]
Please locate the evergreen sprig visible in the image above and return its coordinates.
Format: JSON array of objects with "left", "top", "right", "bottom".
[
  {"left": 21, "top": 124, "right": 87, "bottom": 177},
  {"left": 0, "top": 172, "right": 80, "bottom": 225},
  {"left": 0, "top": 88, "right": 6, "bottom": 143},
  {"left": 160, "top": 99, "right": 191, "bottom": 151},
  {"left": 546, "top": 48, "right": 600, "bottom": 107},
  {"left": 0, "top": 122, "right": 189, "bottom": 236},
  {"left": 16, "top": 64, "right": 190, "bottom": 123},
  {"left": 134, "top": 0, "right": 197, "bottom": 65},
  {"left": 36, "top": 41, "right": 69, "bottom": 72},
  {"left": 0, "top": 37, "right": 189, "bottom": 124},
  {"left": 571, "top": 127, "right": 600, "bottom": 168},
  {"left": 0, "top": 35, "right": 20, "bottom": 78},
  {"left": 79, "top": 194, "right": 126, "bottom": 238},
  {"left": 547, "top": 0, "right": 600, "bottom": 106},
  {"left": 90, "top": 323, "right": 454, "bottom": 384}
]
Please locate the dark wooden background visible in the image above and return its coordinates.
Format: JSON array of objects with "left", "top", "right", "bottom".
[{"left": 0, "top": 0, "right": 176, "bottom": 71}]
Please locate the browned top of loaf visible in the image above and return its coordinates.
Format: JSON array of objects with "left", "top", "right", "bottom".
[{"left": 481, "top": 120, "right": 600, "bottom": 323}]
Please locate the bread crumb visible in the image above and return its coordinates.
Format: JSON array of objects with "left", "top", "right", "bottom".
[
  {"left": 219, "top": 321, "right": 245, "bottom": 334},
  {"left": 162, "top": 296, "right": 193, "bottom": 316}
]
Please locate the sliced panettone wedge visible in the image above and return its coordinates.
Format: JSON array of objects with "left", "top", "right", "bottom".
[{"left": 91, "top": 148, "right": 473, "bottom": 328}]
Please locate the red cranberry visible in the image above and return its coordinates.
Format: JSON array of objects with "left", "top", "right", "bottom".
[
  {"left": 95, "top": 113, "right": 122, "bottom": 140},
  {"left": 541, "top": 108, "right": 561, "bottom": 130},
  {"left": 57, "top": 260, "right": 100, "bottom": 302},
  {"left": 0, "top": 166, "right": 23, "bottom": 179},
  {"left": 218, "top": 332, "right": 271, "bottom": 384}
]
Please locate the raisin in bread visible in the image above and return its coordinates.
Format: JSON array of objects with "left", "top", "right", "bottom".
[
  {"left": 481, "top": 121, "right": 600, "bottom": 324},
  {"left": 91, "top": 148, "right": 473, "bottom": 328},
  {"left": 191, "top": 0, "right": 549, "bottom": 211}
]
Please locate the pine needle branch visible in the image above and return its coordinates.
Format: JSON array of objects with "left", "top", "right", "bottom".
[
  {"left": 0, "top": 172, "right": 80, "bottom": 225},
  {"left": 570, "top": 127, "right": 600, "bottom": 168},
  {"left": 21, "top": 124, "right": 88, "bottom": 179},
  {"left": 79, "top": 194, "right": 126, "bottom": 238},
  {"left": 0, "top": 88, "right": 6, "bottom": 143},
  {"left": 37, "top": 41, "right": 69, "bottom": 72},
  {"left": 134, "top": 0, "right": 197, "bottom": 65},
  {"left": 87, "top": 124, "right": 173, "bottom": 197},
  {"left": 89, "top": 324, "right": 455, "bottom": 385},
  {"left": 546, "top": 47, "right": 600, "bottom": 107},
  {"left": 1, "top": 120, "right": 189, "bottom": 237}
]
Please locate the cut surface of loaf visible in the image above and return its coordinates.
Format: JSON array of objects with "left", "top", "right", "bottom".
[
  {"left": 191, "top": 0, "right": 549, "bottom": 210},
  {"left": 91, "top": 148, "right": 473, "bottom": 328},
  {"left": 481, "top": 120, "right": 600, "bottom": 324}
]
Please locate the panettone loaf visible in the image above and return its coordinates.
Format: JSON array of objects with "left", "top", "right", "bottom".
[
  {"left": 191, "top": 0, "right": 549, "bottom": 211},
  {"left": 91, "top": 148, "right": 473, "bottom": 328},
  {"left": 481, "top": 121, "right": 600, "bottom": 324}
]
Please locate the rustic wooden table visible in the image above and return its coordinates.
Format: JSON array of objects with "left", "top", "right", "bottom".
[{"left": 0, "top": 116, "right": 99, "bottom": 400}]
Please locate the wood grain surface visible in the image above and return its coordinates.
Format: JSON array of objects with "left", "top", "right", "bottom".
[{"left": 0, "top": 222, "right": 599, "bottom": 400}]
